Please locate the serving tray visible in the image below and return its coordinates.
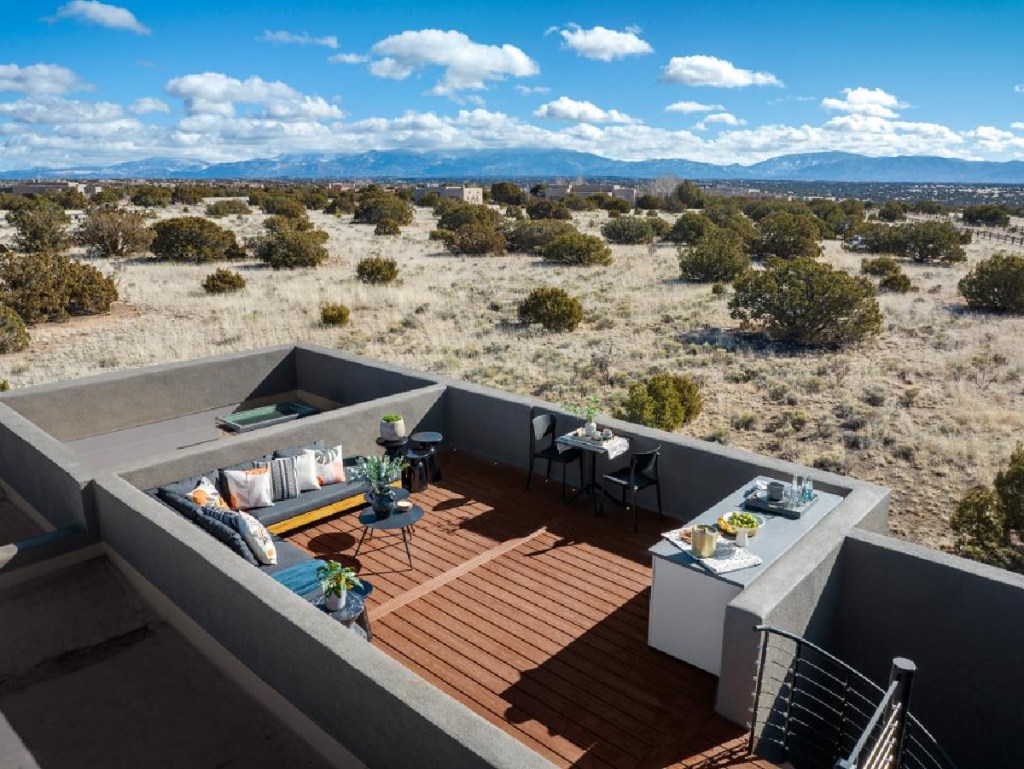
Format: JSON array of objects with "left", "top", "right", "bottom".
[{"left": 743, "top": 489, "right": 819, "bottom": 520}]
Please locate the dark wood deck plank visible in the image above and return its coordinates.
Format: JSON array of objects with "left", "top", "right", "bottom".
[{"left": 287, "top": 450, "right": 776, "bottom": 769}]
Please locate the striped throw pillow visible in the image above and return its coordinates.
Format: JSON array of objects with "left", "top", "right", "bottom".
[{"left": 255, "top": 457, "right": 299, "bottom": 501}]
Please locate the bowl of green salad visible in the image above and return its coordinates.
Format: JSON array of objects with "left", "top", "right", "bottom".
[{"left": 717, "top": 511, "right": 765, "bottom": 537}]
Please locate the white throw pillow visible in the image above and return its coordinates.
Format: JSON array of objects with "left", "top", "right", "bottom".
[
  {"left": 236, "top": 511, "right": 277, "bottom": 565},
  {"left": 187, "top": 476, "right": 228, "bottom": 509},
  {"left": 304, "top": 445, "right": 347, "bottom": 485},
  {"left": 292, "top": 452, "right": 321, "bottom": 492},
  {"left": 222, "top": 467, "right": 274, "bottom": 510}
]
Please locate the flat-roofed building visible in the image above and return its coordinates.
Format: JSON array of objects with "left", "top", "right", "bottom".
[
  {"left": 412, "top": 184, "right": 484, "bottom": 204},
  {"left": 7, "top": 180, "right": 102, "bottom": 196},
  {"left": 544, "top": 182, "right": 638, "bottom": 205}
]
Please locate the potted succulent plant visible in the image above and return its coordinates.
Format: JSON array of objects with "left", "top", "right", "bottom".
[
  {"left": 316, "top": 560, "right": 362, "bottom": 611},
  {"left": 379, "top": 413, "right": 406, "bottom": 441},
  {"left": 358, "top": 454, "right": 405, "bottom": 516}
]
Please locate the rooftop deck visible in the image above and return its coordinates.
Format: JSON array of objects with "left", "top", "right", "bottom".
[{"left": 287, "top": 451, "right": 777, "bottom": 769}]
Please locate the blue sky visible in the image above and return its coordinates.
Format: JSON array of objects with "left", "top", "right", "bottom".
[{"left": 1, "top": 0, "right": 1022, "bottom": 169}]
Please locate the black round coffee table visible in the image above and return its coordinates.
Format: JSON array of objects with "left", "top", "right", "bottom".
[{"left": 354, "top": 503, "right": 424, "bottom": 568}]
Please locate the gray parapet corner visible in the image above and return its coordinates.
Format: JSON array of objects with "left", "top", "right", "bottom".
[
  {"left": 716, "top": 482, "right": 890, "bottom": 726},
  {"left": 0, "top": 345, "right": 297, "bottom": 442},
  {"left": 833, "top": 529, "right": 1024, "bottom": 769},
  {"left": 0, "top": 402, "right": 95, "bottom": 531}
]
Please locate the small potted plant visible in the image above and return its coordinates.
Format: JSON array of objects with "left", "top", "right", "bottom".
[
  {"left": 358, "top": 454, "right": 405, "bottom": 516},
  {"left": 566, "top": 397, "right": 601, "bottom": 438},
  {"left": 316, "top": 560, "right": 362, "bottom": 611},
  {"left": 379, "top": 413, "right": 406, "bottom": 441}
]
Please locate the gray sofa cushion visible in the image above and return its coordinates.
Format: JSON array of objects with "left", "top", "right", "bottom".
[
  {"left": 259, "top": 540, "right": 315, "bottom": 576},
  {"left": 250, "top": 477, "right": 371, "bottom": 527},
  {"left": 160, "top": 492, "right": 259, "bottom": 566}
]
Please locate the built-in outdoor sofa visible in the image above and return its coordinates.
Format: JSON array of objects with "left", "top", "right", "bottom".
[{"left": 145, "top": 440, "right": 371, "bottom": 579}]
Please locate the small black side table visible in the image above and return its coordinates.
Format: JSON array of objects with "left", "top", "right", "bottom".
[
  {"left": 402, "top": 448, "right": 431, "bottom": 492},
  {"left": 410, "top": 431, "right": 444, "bottom": 482},
  {"left": 376, "top": 436, "right": 408, "bottom": 458},
  {"left": 314, "top": 589, "right": 373, "bottom": 641}
]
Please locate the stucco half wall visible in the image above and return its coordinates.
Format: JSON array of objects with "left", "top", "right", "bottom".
[{"left": 93, "top": 473, "right": 555, "bottom": 769}]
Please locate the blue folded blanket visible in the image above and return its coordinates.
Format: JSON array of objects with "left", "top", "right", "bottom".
[{"left": 272, "top": 559, "right": 323, "bottom": 597}]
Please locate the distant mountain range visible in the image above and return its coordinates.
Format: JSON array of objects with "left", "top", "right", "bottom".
[{"left": 3, "top": 149, "right": 1024, "bottom": 184}]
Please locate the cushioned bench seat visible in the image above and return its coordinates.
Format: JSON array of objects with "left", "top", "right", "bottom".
[
  {"left": 261, "top": 539, "right": 316, "bottom": 577},
  {"left": 253, "top": 477, "right": 369, "bottom": 528}
]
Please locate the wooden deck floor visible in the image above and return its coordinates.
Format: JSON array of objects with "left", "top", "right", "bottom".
[{"left": 287, "top": 451, "right": 776, "bottom": 769}]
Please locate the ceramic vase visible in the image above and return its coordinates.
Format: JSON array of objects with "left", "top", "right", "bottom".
[
  {"left": 325, "top": 590, "right": 346, "bottom": 611},
  {"left": 380, "top": 417, "right": 406, "bottom": 441}
]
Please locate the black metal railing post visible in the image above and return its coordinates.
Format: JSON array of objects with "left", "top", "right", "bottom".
[{"left": 890, "top": 657, "right": 917, "bottom": 767}]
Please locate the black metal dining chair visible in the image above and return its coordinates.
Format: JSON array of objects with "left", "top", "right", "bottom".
[
  {"left": 598, "top": 446, "right": 662, "bottom": 532},
  {"left": 526, "top": 412, "right": 582, "bottom": 503}
]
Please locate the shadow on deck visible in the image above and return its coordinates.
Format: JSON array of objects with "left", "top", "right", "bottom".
[{"left": 287, "top": 450, "right": 777, "bottom": 769}]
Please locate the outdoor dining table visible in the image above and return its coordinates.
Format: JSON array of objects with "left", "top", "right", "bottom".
[{"left": 556, "top": 429, "right": 630, "bottom": 509}]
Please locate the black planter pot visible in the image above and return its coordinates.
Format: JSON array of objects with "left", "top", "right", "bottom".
[{"left": 370, "top": 487, "right": 396, "bottom": 518}]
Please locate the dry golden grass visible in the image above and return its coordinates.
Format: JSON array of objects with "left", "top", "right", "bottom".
[{"left": 2, "top": 202, "right": 1023, "bottom": 553}]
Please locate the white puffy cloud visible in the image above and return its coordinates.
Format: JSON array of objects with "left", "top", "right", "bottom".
[
  {"left": 0, "top": 97, "right": 124, "bottom": 124},
  {"left": 0, "top": 63, "right": 89, "bottom": 95},
  {"left": 49, "top": 1, "right": 150, "bottom": 35},
  {"left": 259, "top": 30, "right": 338, "bottom": 49},
  {"left": 821, "top": 87, "right": 907, "bottom": 118},
  {"left": 661, "top": 55, "right": 782, "bottom": 87},
  {"left": 129, "top": 97, "right": 169, "bottom": 114},
  {"left": 555, "top": 24, "right": 653, "bottom": 61},
  {"left": 1012, "top": 121, "right": 1024, "bottom": 130},
  {"left": 694, "top": 112, "right": 746, "bottom": 131},
  {"left": 967, "top": 125, "right": 1024, "bottom": 153},
  {"left": 368, "top": 29, "right": 539, "bottom": 95},
  {"left": 665, "top": 100, "right": 723, "bottom": 114},
  {"left": 515, "top": 85, "right": 551, "bottom": 95},
  {"left": 3, "top": 72, "right": 1024, "bottom": 169},
  {"left": 164, "top": 72, "right": 343, "bottom": 120},
  {"left": 328, "top": 53, "right": 368, "bottom": 64},
  {"left": 534, "top": 96, "right": 635, "bottom": 124}
]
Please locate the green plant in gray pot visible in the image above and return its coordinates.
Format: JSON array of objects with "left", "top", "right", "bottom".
[
  {"left": 316, "top": 560, "right": 362, "bottom": 611},
  {"left": 358, "top": 454, "right": 405, "bottom": 516},
  {"left": 565, "top": 397, "right": 601, "bottom": 437},
  {"left": 379, "top": 413, "right": 406, "bottom": 441}
]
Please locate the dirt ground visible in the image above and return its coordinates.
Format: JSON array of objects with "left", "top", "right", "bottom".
[{"left": 2, "top": 202, "right": 1023, "bottom": 556}]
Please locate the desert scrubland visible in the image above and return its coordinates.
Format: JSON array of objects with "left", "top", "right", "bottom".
[{"left": 2, "top": 202, "right": 1023, "bottom": 555}]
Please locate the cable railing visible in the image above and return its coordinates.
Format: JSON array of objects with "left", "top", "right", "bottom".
[{"left": 748, "top": 625, "right": 958, "bottom": 769}]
